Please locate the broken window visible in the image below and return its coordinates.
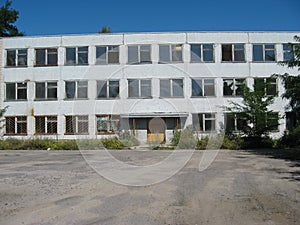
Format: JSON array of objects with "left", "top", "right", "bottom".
[
  {"left": 96, "top": 115, "right": 120, "bottom": 134},
  {"left": 223, "top": 78, "right": 245, "bottom": 96},
  {"left": 222, "top": 44, "right": 245, "bottom": 62}
]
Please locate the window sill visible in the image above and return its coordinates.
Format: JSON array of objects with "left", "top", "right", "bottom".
[
  {"left": 34, "top": 65, "right": 58, "bottom": 67},
  {"left": 190, "top": 61, "right": 215, "bottom": 63},
  {"left": 126, "top": 62, "right": 153, "bottom": 65},
  {"left": 96, "top": 132, "right": 116, "bottom": 135},
  {"left": 64, "top": 64, "right": 89, "bottom": 66},
  {"left": 221, "top": 61, "right": 247, "bottom": 63},
  {"left": 4, "top": 133, "right": 27, "bottom": 136},
  {"left": 251, "top": 61, "right": 277, "bottom": 63},
  {"left": 96, "top": 97, "right": 120, "bottom": 100},
  {"left": 64, "top": 98, "right": 89, "bottom": 101},
  {"left": 159, "top": 96, "right": 184, "bottom": 99},
  {"left": 158, "top": 61, "right": 184, "bottom": 64},
  {"left": 191, "top": 96, "right": 216, "bottom": 98},
  {"left": 5, "top": 66, "right": 28, "bottom": 68},
  {"left": 4, "top": 99, "right": 27, "bottom": 102},
  {"left": 35, "top": 133, "right": 58, "bottom": 135},
  {"left": 127, "top": 97, "right": 152, "bottom": 99},
  {"left": 64, "top": 133, "right": 89, "bottom": 135},
  {"left": 34, "top": 99, "right": 58, "bottom": 101}
]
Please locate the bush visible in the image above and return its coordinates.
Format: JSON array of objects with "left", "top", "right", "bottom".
[
  {"left": 77, "top": 139, "right": 103, "bottom": 150},
  {"left": 278, "top": 125, "right": 300, "bottom": 148},
  {"left": 221, "top": 136, "right": 244, "bottom": 150},
  {"left": 119, "top": 130, "right": 140, "bottom": 147},
  {"left": 101, "top": 138, "right": 124, "bottom": 149},
  {"left": 171, "top": 126, "right": 197, "bottom": 149}
]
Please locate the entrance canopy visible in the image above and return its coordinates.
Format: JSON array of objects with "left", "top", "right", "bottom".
[{"left": 120, "top": 112, "right": 189, "bottom": 118}]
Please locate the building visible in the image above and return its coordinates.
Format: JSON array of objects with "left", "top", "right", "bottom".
[{"left": 0, "top": 32, "right": 299, "bottom": 143}]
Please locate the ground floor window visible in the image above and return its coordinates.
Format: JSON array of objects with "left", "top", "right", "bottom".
[
  {"left": 65, "top": 115, "right": 88, "bottom": 134},
  {"left": 5, "top": 116, "right": 27, "bottom": 135},
  {"left": 96, "top": 115, "right": 120, "bottom": 134},
  {"left": 225, "top": 113, "right": 247, "bottom": 132},
  {"left": 35, "top": 116, "right": 57, "bottom": 134},
  {"left": 192, "top": 113, "right": 216, "bottom": 132}
]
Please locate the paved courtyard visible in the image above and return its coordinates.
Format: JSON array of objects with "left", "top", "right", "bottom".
[{"left": 0, "top": 150, "right": 299, "bottom": 225}]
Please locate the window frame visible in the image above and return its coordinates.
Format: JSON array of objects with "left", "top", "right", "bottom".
[
  {"left": 223, "top": 78, "right": 246, "bottom": 97},
  {"left": 35, "top": 81, "right": 58, "bottom": 100},
  {"left": 191, "top": 78, "right": 215, "bottom": 97},
  {"left": 160, "top": 78, "right": 184, "bottom": 98},
  {"left": 252, "top": 44, "right": 276, "bottom": 62},
  {"left": 65, "top": 46, "right": 89, "bottom": 65},
  {"left": 254, "top": 77, "right": 277, "bottom": 96},
  {"left": 128, "top": 79, "right": 152, "bottom": 98},
  {"left": 35, "top": 116, "right": 58, "bottom": 135},
  {"left": 96, "top": 45, "right": 120, "bottom": 65},
  {"left": 6, "top": 49, "right": 28, "bottom": 67},
  {"left": 190, "top": 43, "right": 214, "bottom": 63},
  {"left": 96, "top": 80, "right": 120, "bottom": 99},
  {"left": 127, "top": 45, "right": 152, "bottom": 64},
  {"left": 192, "top": 113, "right": 216, "bottom": 132},
  {"left": 221, "top": 44, "right": 245, "bottom": 62},
  {"left": 159, "top": 44, "right": 183, "bottom": 63},
  {"left": 65, "top": 115, "right": 89, "bottom": 135},
  {"left": 96, "top": 115, "right": 120, "bottom": 134},
  {"left": 5, "top": 82, "right": 27, "bottom": 101},
  {"left": 35, "top": 48, "right": 58, "bottom": 67},
  {"left": 65, "top": 80, "right": 88, "bottom": 100},
  {"left": 5, "top": 116, "right": 27, "bottom": 135}
]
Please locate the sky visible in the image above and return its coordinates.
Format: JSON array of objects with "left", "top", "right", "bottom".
[{"left": 3, "top": 0, "right": 300, "bottom": 36}]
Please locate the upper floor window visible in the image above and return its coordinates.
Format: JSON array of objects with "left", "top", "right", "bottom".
[
  {"left": 223, "top": 78, "right": 245, "bottom": 96},
  {"left": 190, "top": 44, "right": 214, "bottom": 62},
  {"left": 283, "top": 44, "right": 294, "bottom": 61},
  {"left": 253, "top": 44, "right": 276, "bottom": 62},
  {"left": 36, "top": 81, "right": 57, "bottom": 100},
  {"left": 96, "top": 115, "right": 120, "bottom": 134},
  {"left": 66, "top": 47, "right": 88, "bottom": 65},
  {"left": 128, "top": 79, "right": 151, "bottom": 98},
  {"left": 192, "top": 113, "right": 216, "bottom": 132},
  {"left": 254, "top": 78, "right": 277, "bottom": 96},
  {"left": 128, "top": 45, "right": 151, "bottom": 64},
  {"left": 65, "top": 115, "right": 89, "bottom": 134},
  {"left": 6, "top": 116, "right": 27, "bottom": 135},
  {"left": 97, "top": 80, "right": 119, "bottom": 99},
  {"left": 6, "top": 82, "right": 27, "bottom": 101},
  {"left": 160, "top": 79, "right": 183, "bottom": 98},
  {"left": 96, "top": 46, "right": 119, "bottom": 64},
  {"left": 35, "top": 48, "right": 58, "bottom": 66},
  {"left": 35, "top": 116, "right": 58, "bottom": 134},
  {"left": 159, "top": 44, "right": 183, "bottom": 63},
  {"left": 222, "top": 44, "right": 245, "bottom": 62},
  {"left": 192, "top": 78, "right": 215, "bottom": 97},
  {"left": 6, "top": 49, "right": 27, "bottom": 67},
  {"left": 65, "top": 81, "right": 88, "bottom": 99}
]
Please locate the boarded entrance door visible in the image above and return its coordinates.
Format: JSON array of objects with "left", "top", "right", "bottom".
[{"left": 147, "top": 117, "right": 166, "bottom": 143}]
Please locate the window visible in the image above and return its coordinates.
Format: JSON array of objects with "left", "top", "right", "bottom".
[
  {"left": 222, "top": 44, "right": 245, "bottom": 62},
  {"left": 97, "top": 80, "right": 119, "bottom": 99},
  {"left": 128, "top": 79, "right": 151, "bottom": 98},
  {"left": 5, "top": 116, "right": 27, "bottom": 135},
  {"left": 128, "top": 45, "right": 151, "bottom": 64},
  {"left": 225, "top": 113, "right": 247, "bottom": 132},
  {"left": 35, "top": 48, "right": 58, "bottom": 66},
  {"left": 96, "top": 46, "right": 119, "bottom": 64},
  {"left": 191, "top": 79, "right": 215, "bottom": 97},
  {"left": 283, "top": 44, "right": 294, "bottom": 61},
  {"left": 253, "top": 44, "right": 276, "bottom": 62},
  {"left": 223, "top": 78, "right": 245, "bottom": 96},
  {"left": 192, "top": 113, "right": 216, "bottom": 132},
  {"left": 160, "top": 79, "right": 183, "bottom": 97},
  {"left": 6, "top": 82, "right": 27, "bottom": 101},
  {"left": 159, "top": 44, "right": 183, "bottom": 63},
  {"left": 65, "top": 115, "right": 89, "bottom": 134},
  {"left": 6, "top": 49, "right": 27, "bottom": 67},
  {"left": 66, "top": 47, "right": 88, "bottom": 65},
  {"left": 254, "top": 78, "right": 277, "bottom": 96},
  {"left": 266, "top": 112, "right": 279, "bottom": 131},
  {"left": 96, "top": 115, "right": 120, "bottom": 134},
  {"left": 36, "top": 82, "right": 57, "bottom": 100},
  {"left": 35, "top": 116, "right": 57, "bottom": 134},
  {"left": 190, "top": 44, "right": 214, "bottom": 62},
  {"left": 65, "top": 81, "right": 88, "bottom": 99}
]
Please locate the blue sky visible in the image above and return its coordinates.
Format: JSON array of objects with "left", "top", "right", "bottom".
[{"left": 4, "top": 0, "right": 300, "bottom": 36}]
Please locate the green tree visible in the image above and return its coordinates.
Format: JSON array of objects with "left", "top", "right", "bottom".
[
  {"left": 0, "top": 0, "right": 24, "bottom": 37},
  {"left": 226, "top": 83, "right": 279, "bottom": 138},
  {"left": 99, "top": 26, "right": 111, "bottom": 33},
  {"left": 276, "top": 36, "right": 300, "bottom": 121}
]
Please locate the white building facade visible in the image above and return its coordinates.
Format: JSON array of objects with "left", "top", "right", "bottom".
[{"left": 0, "top": 32, "right": 299, "bottom": 143}]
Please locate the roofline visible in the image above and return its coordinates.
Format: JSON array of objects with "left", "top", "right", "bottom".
[{"left": 1, "top": 31, "right": 300, "bottom": 40}]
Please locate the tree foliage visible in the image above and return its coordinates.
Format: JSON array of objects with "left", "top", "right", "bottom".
[
  {"left": 0, "top": 0, "right": 24, "bottom": 37},
  {"left": 276, "top": 36, "right": 300, "bottom": 117},
  {"left": 99, "top": 26, "right": 111, "bottom": 33},
  {"left": 226, "top": 83, "right": 279, "bottom": 138}
]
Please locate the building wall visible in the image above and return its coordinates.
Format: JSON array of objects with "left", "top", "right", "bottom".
[{"left": 1, "top": 32, "right": 299, "bottom": 142}]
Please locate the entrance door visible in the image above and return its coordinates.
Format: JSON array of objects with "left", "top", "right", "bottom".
[{"left": 147, "top": 117, "right": 166, "bottom": 143}]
